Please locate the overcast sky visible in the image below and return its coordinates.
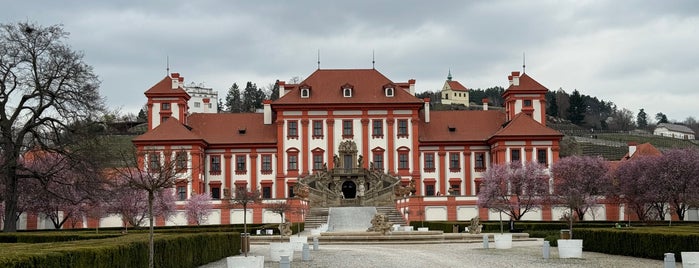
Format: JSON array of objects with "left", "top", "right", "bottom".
[{"left": 3, "top": 1, "right": 698, "bottom": 122}]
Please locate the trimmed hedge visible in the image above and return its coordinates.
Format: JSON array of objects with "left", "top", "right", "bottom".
[
  {"left": 575, "top": 228, "right": 699, "bottom": 261},
  {"left": 0, "top": 233, "right": 122, "bottom": 243},
  {"left": 0, "top": 232, "right": 240, "bottom": 268}
]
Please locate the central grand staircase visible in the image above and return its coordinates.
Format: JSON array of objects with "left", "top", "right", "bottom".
[{"left": 305, "top": 206, "right": 406, "bottom": 231}]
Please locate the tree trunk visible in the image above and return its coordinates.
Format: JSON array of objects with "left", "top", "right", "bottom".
[
  {"left": 569, "top": 207, "right": 574, "bottom": 239},
  {"left": 148, "top": 191, "right": 155, "bottom": 268},
  {"left": 243, "top": 204, "right": 248, "bottom": 257},
  {"left": 2, "top": 170, "right": 19, "bottom": 232}
]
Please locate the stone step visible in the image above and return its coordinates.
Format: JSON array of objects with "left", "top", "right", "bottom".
[
  {"left": 376, "top": 206, "right": 406, "bottom": 226},
  {"left": 250, "top": 232, "right": 535, "bottom": 245}
]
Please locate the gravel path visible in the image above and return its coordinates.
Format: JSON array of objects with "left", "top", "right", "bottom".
[{"left": 200, "top": 239, "right": 678, "bottom": 268}]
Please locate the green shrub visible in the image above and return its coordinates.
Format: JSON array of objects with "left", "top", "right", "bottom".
[
  {"left": 0, "top": 232, "right": 240, "bottom": 268},
  {"left": 575, "top": 228, "right": 699, "bottom": 261}
]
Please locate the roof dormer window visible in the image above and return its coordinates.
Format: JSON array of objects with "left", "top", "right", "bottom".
[
  {"left": 299, "top": 85, "right": 311, "bottom": 98},
  {"left": 341, "top": 83, "right": 353, "bottom": 98},
  {"left": 383, "top": 83, "right": 395, "bottom": 97}
]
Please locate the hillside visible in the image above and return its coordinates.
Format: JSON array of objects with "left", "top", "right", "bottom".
[{"left": 550, "top": 120, "right": 698, "bottom": 160}]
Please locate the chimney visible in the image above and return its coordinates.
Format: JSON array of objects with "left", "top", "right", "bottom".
[
  {"left": 511, "top": 71, "right": 520, "bottom": 86},
  {"left": 482, "top": 98, "right": 489, "bottom": 111},
  {"left": 423, "top": 98, "right": 430, "bottom": 123},
  {"left": 202, "top": 98, "right": 210, "bottom": 113},
  {"left": 263, "top": 100, "right": 272, "bottom": 125},
  {"left": 170, "top": 73, "right": 180, "bottom": 89},
  {"left": 628, "top": 142, "right": 638, "bottom": 157},
  {"left": 278, "top": 81, "right": 287, "bottom": 97},
  {"left": 409, "top": 79, "right": 416, "bottom": 96}
]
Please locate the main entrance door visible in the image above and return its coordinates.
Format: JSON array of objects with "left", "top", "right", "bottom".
[{"left": 341, "top": 180, "right": 356, "bottom": 199}]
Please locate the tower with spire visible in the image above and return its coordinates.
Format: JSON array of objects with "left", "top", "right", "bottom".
[{"left": 440, "top": 70, "right": 469, "bottom": 106}]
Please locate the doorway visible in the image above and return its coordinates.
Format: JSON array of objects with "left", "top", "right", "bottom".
[{"left": 342, "top": 180, "right": 356, "bottom": 199}]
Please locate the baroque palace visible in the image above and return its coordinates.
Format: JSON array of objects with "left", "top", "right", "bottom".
[
  {"left": 127, "top": 67, "right": 567, "bottom": 227},
  {"left": 12, "top": 67, "right": 595, "bottom": 230}
]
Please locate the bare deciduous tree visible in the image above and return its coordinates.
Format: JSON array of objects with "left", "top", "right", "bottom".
[
  {"left": 114, "top": 149, "right": 183, "bottom": 268},
  {"left": 0, "top": 22, "right": 104, "bottom": 232}
]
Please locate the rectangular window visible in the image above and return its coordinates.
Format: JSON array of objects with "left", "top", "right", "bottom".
[
  {"left": 194, "top": 102, "right": 201, "bottom": 108},
  {"left": 211, "top": 187, "right": 221, "bottom": 199},
  {"left": 475, "top": 179, "right": 483, "bottom": 195},
  {"left": 342, "top": 120, "right": 353, "bottom": 138},
  {"left": 313, "top": 154, "right": 323, "bottom": 170},
  {"left": 288, "top": 186, "right": 295, "bottom": 198},
  {"left": 177, "top": 186, "right": 186, "bottom": 201},
  {"left": 397, "top": 119, "right": 409, "bottom": 137},
  {"left": 148, "top": 153, "right": 160, "bottom": 171},
  {"left": 288, "top": 155, "right": 298, "bottom": 170},
  {"left": 287, "top": 120, "right": 298, "bottom": 138},
  {"left": 398, "top": 153, "right": 409, "bottom": 169},
  {"left": 425, "top": 184, "right": 435, "bottom": 196},
  {"left": 261, "top": 154, "right": 272, "bottom": 174},
  {"left": 161, "top": 103, "right": 171, "bottom": 110},
  {"left": 210, "top": 155, "right": 221, "bottom": 174},
  {"left": 537, "top": 149, "right": 548, "bottom": 165},
  {"left": 450, "top": 184, "right": 460, "bottom": 195},
  {"left": 475, "top": 152, "right": 486, "bottom": 171},
  {"left": 424, "top": 153, "right": 435, "bottom": 172},
  {"left": 262, "top": 186, "right": 272, "bottom": 199},
  {"left": 511, "top": 149, "right": 521, "bottom": 162},
  {"left": 449, "top": 153, "right": 460, "bottom": 171},
  {"left": 175, "top": 152, "right": 187, "bottom": 172},
  {"left": 373, "top": 153, "right": 384, "bottom": 170},
  {"left": 236, "top": 155, "right": 246, "bottom": 174},
  {"left": 524, "top": 99, "right": 532, "bottom": 107},
  {"left": 312, "top": 120, "right": 323, "bottom": 138},
  {"left": 372, "top": 120, "right": 383, "bottom": 138}
]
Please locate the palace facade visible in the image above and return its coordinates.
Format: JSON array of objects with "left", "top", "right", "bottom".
[{"left": 128, "top": 68, "right": 564, "bottom": 225}]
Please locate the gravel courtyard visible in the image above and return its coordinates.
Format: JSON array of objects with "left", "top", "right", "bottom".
[{"left": 200, "top": 239, "right": 677, "bottom": 268}]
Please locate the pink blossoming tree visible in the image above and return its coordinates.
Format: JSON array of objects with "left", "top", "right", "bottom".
[
  {"left": 552, "top": 155, "right": 611, "bottom": 238},
  {"left": 185, "top": 193, "right": 213, "bottom": 225},
  {"left": 477, "top": 161, "right": 552, "bottom": 229},
  {"left": 614, "top": 155, "right": 659, "bottom": 221}
]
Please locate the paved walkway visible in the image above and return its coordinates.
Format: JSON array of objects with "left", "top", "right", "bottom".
[{"left": 200, "top": 239, "right": 677, "bottom": 268}]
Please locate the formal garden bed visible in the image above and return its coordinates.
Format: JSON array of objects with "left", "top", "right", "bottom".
[{"left": 416, "top": 221, "right": 699, "bottom": 261}]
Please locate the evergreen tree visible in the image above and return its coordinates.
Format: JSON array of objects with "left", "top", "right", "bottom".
[
  {"left": 217, "top": 99, "right": 223, "bottom": 113},
  {"left": 137, "top": 106, "right": 148, "bottom": 122},
  {"left": 270, "top": 80, "right": 280, "bottom": 100},
  {"left": 546, "top": 91, "right": 559, "bottom": 117},
  {"left": 225, "top": 83, "right": 242, "bottom": 112},
  {"left": 636, "top": 108, "right": 648, "bottom": 129},
  {"left": 242, "top": 81, "right": 264, "bottom": 112},
  {"left": 655, "top": 112, "right": 669, "bottom": 124},
  {"left": 567, "top": 90, "right": 586, "bottom": 125}
]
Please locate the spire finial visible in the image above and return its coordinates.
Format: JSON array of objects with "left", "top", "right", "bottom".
[
  {"left": 166, "top": 55, "right": 170, "bottom": 75},
  {"left": 447, "top": 69, "right": 452, "bottom": 81},
  {"left": 522, "top": 52, "right": 526, "bottom": 73},
  {"left": 317, "top": 49, "right": 321, "bottom": 69},
  {"left": 372, "top": 50, "right": 375, "bottom": 69}
]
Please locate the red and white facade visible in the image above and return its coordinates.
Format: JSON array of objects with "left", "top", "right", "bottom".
[
  {"left": 12, "top": 68, "right": 594, "bottom": 230},
  {"left": 126, "top": 68, "right": 567, "bottom": 226}
]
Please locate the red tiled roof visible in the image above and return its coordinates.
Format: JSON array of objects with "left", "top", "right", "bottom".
[
  {"left": 503, "top": 73, "right": 548, "bottom": 96},
  {"left": 187, "top": 113, "right": 277, "bottom": 145},
  {"left": 273, "top": 69, "right": 423, "bottom": 105},
  {"left": 446, "top": 80, "right": 468, "bottom": 91},
  {"left": 419, "top": 110, "right": 507, "bottom": 142},
  {"left": 621, "top": 142, "right": 662, "bottom": 160},
  {"left": 144, "top": 76, "right": 190, "bottom": 99},
  {"left": 491, "top": 113, "right": 562, "bottom": 138},
  {"left": 133, "top": 118, "right": 202, "bottom": 142}
]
